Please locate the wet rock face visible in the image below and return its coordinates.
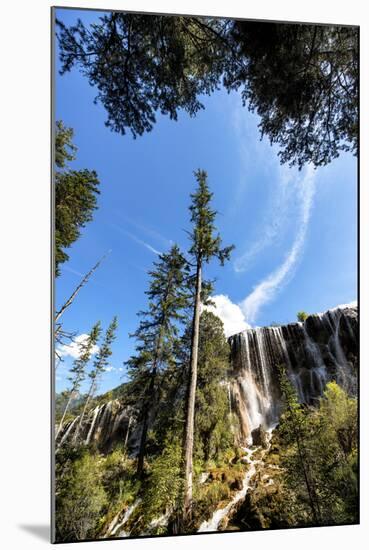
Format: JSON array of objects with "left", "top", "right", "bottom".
[
  {"left": 251, "top": 426, "right": 268, "bottom": 449},
  {"left": 229, "top": 305, "right": 358, "bottom": 444},
  {"left": 57, "top": 305, "right": 358, "bottom": 454},
  {"left": 56, "top": 400, "right": 137, "bottom": 453}
]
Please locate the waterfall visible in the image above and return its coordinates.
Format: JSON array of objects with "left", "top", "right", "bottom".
[
  {"left": 108, "top": 499, "right": 141, "bottom": 537},
  {"left": 56, "top": 399, "right": 132, "bottom": 451},
  {"left": 56, "top": 416, "right": 78, "bottom": 448},
  {"left": 229, "top": 304, "right": 357, "bottom": 443},
  {"left": 55, "top": 305, "right": 357, "bottom": 455},
  {"left": 230, "top": 325, "right": 287, "bottom": 442},
  {"left": 85, "top": 405, "right": 100, "bottom": 445},
  {"left": 313, "top": 307, "right": 357, "bottom": 393}
]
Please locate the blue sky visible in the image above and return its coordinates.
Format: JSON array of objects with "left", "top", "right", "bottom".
[{"left": 54, "top": 8, "right": 357, "bottom": 395}]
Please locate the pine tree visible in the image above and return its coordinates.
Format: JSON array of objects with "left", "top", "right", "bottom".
[
  {"left": 182, "top": 170, "right": 234, "bottom": 524},
  {"left": 194, "top": 310, "right": 233, "bottom": 463},
  {"left": 54, "top": 120, "right": 100, "bottom": 276},
  {"left": 56, "top": 322, "right": 101, "bottom": 441},
  {"left": 126, "top": 244, "right": 189, "bottom": 476},
  {"left": 74, "top": 317, "right": 118, "bottom": 444},
  {"left": 57, "top": 16, "right": 357, "bottom": 168},
  {"left": 278, "top": 365, "right": 322, "bottom": 524}
]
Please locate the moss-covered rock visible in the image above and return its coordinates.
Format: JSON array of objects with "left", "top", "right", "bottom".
[{"left": 251, "top": 425, "right": 268, "bottom": 448}]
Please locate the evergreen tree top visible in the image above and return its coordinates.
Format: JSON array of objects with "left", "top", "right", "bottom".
[
  {"left": 89, "top": 317, "right": 118, "bottom": 381},
  {"left": 67, "top": 321, "right": 102, "bottom": 389},
  {"left": 126, "top": 244, "right": 190, "bottom": 381},
  {"left": 188, "top": 169, "right": 234, "bottom": 264}
]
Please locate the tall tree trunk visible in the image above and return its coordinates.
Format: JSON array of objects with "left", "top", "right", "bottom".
[
  {"left": 136, "top": 328, "right": 164, "bottom": 476},
  {"left": 292, "top": 413, "right": 321, "bottom": 524},
  {"left": 182, "top": 260, "right": 202, "bottom": 524},
  {"left": 136, "top": 368, "right": 156, "bottom": 476},
  {"left": 295, "top": 433, "right": 320, "bottom": 524}
]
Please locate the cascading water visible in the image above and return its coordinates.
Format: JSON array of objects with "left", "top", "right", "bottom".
[
  {"left": 229, "top": 304, "right": 357, "bottom": 443},
  {"left": 56, "top": 416, "right": 78, "bottom": 449},
  {"left": 198, "top": 448, "right": 259, "bottom": 532},
  {"left": 56, "top": 399, "right": 132, "bottom": 451},
  {"left": 56, "top": 305, "right": 357, "bottom": 456},
  {"left": 229, "top": 326, "right": 287, "bottom": 442},
  {"left": 85, "top": 405, "right": 101, "bottom": 445},
  {"left": 198, "top": 430, "right": 274, "bottom": 533},
  {"left": 106, "top": 499, "right": 142, "bottom": 537}
]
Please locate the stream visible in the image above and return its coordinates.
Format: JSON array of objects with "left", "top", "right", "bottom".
[{"left": 198, "top": 430, "right": 273, "bottom": 533}]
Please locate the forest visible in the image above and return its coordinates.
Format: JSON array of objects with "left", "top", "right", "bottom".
[{"left": 53, "top": 10, "right": 358, "bottom": 543}]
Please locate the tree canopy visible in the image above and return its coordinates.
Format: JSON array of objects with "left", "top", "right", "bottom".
[
  {"left": 224, "top": 22, "right": 358, "bottom": 168},
  {"left": 56, "top": 14, "right": 226, "bottom": 138},
  {"left": 55, "top": 120, "right": 100, "bottom": 276},
  {"left": 56, "top": 14, "right": 358, "bottom": 168}
]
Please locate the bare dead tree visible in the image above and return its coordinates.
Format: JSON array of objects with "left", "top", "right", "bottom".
[{"left": 54, "top": 252, "right": 110, "bottom": 325}]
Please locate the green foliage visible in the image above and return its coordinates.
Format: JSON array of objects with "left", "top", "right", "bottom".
[
  {"left": 297, "top": 311, "right": 309, "bottom": 322},
  {"left": 142, "top": 438, "right": 183, "bottom": 526},
  {"left": 188, "top": 170, "right": 234, "bottom": 266},
  {"left": 278, "top": 373, "right": 358, "bottom": 526},
  {"left": 57, "top": 16, "right": 357, "bottom": 168},
  {"left": 194, "top": 311, "right": 234, "bottom": 463},
  {"left": 199, "top": 480, "right": 231, "bottom": 507},
  {"left": 127, "top": 244, "right": 189, "bottom": 385},
  {"left": 54, "top": 120, "right": 100, "bottom": 276},
  {"left": 56, "top": 323, "right": 102, "bottom": 436},
  {"left": 101, "top": 449, "right": 140, "bottom": 513},
  {"left": 68, "top": 322, "right": 102, "bottom": 394},
  {"left": 225, "top": 23, "right": 358, "bottom": 168},
  {"left": 56, "top": 15, "right": 225, "bottom": 138},
  {"left": 55, "top": 120, "right": 77, "bottom": 168},
  {"left": 126, "top": 245, "right": 190, "bottom": 473},
  {"left": 55, "top": 449, "right": 107, "bottom": 542},
  {"left": 55, "top": 371, "right": 358, "bottom": 538},
  {"left": 89, "top": 317, "right": 118, "bottom": 390},
  {"left": 278, "top": 365, "right": 323, "bottom": 524},
  {"left": 312, "top": 383, "right": 358, "bottom": 523},
  {"left": 233, "top": 382, "right": 358, "bottom": 531},
  {"left": 192, "top": 461, "right": 245, "bottom": 529}
]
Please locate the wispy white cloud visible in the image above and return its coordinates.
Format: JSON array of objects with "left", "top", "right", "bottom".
[
  {"left": 111, "top": 224, "right": 161, "bottom": 255},
  {"left": 231, "top": 94, "right": 306, "bottom": 275},
  {"left": 61, "top": 266, "right": 85, "bottom": 277},
  {"left": 229, "top": 95, "right": 279, "bottom": 216},
  {"left": 56, "top": 333, "right": 99, "bottom": 360},
  {"left": 117, "top": 214, "right": 173, "bottom": 248},
  {"left": 239, "top": 165, "right": 316, "bottom": 323},
  {"left": 60, "top": 263, "right": 110, "bottom": 290},
  {"left": 204, "top": 294, "right": 251, "bottom": 337},
  {"left": 229, "top": 94, "right": 317, "bottom": 323},
  {"left": 234, "top": 165, "right": 296, "bottom": 273}
]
